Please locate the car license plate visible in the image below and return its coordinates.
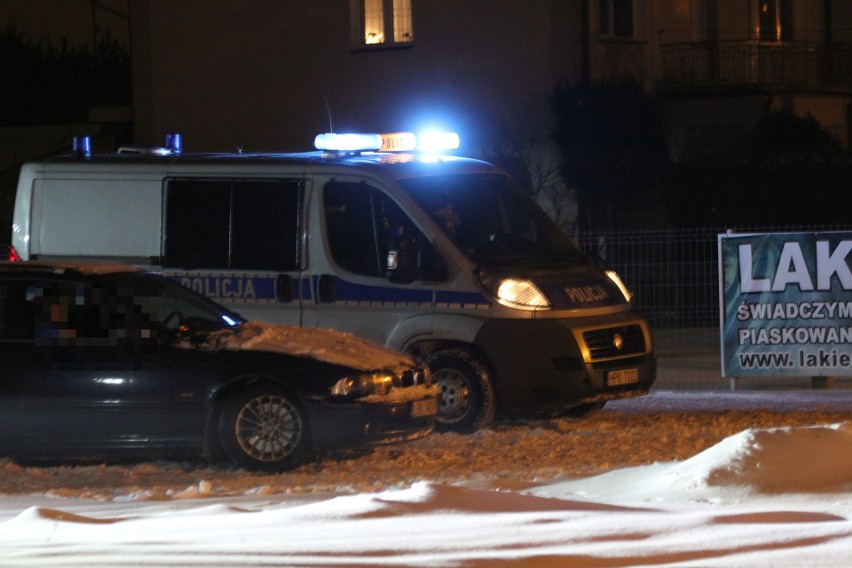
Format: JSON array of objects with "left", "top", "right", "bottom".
[
  {"left": 411, "top": 398, "right": 438, "bottom": 417},
  {"left": 607, "top": 368, "right": 639, "bottom": 387}
]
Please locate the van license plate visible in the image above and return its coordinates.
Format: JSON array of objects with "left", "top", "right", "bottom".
[
  {"left": 411, "top": 398, "right": 438, "bottom": 417},
  {"left": 607, "top": 368, "right": 639, "bottom": 387}
]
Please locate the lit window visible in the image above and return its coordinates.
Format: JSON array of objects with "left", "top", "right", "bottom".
[
  {"left": 758, "top": 0, "right": 793, "bottom": 42},
  {"left": 599, "top": 0, "right": 634, "bottom": 39},
  {"left": 355, "top": 0, "right": 413, "bottom": 48}
]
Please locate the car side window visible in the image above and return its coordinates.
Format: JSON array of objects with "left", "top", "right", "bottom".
[
  {"left": 323, "top": 182, "right": 383, "bottom": 277},
  {"left": 323, "top": 182, "right": 447, "bottom": 282},
  {"left": 164, "top": 178, "right": 303, "bottom": 271},
  {"left": 15, "top": 279, "right": 159, "bottom": 361}
]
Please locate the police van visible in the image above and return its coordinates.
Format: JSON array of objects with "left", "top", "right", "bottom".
[{"left": 9, "top": 131, "right": 656, "bottom": 432}]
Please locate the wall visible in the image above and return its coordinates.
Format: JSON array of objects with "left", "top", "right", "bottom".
[{"left": 131, "top": 0, "right": 581, "bottom": 156}]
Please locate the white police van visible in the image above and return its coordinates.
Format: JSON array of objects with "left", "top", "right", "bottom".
[{"left": 9, "top": 131, "right": 655, "bottom": 432}]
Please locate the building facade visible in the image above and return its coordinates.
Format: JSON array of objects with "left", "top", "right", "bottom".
[{"left": 126, "top": 1, "right": 851, "bottom": 159}]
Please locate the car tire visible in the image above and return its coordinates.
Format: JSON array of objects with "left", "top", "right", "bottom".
[
  {"left": 218, "top": 384, "right": 312, "bottom": 471},
  {"left": 425, "top": 349, "right": 495, "bottom": 434}
]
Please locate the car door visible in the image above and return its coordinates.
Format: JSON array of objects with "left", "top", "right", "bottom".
[
  {"left": 0, "top": 277, "right": 38, "bottom": 455},
  {"left": 7, "top": 277, "right": 172, "bottom": 455},
  {"left": 305, "top": 178, "right": 445, "bottom": 346}
]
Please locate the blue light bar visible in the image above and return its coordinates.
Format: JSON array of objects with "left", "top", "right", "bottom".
[
  {"left": 380, "top": 132, "right": 417, "bottom": 152},
  {"left": 314, "top": 131, "right": 461, "bottom": 154},
  {"left": 417, "top": 131, "right": 460, "bottom": 152},
  {"left": 314, "top": 133, "right": 383, "bottom": 153}
]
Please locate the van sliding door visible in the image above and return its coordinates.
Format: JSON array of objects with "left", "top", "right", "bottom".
[{"left": 161, "top": 178, "right": 305, "bottom": 326}]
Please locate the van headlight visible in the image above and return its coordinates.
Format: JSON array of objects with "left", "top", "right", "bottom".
[
  {"left": 331, "top": 373, "right": 394, "bottom": 398},
  {"left": 478, "top": 269, "right": 551, "bottom": 310},
  {"left": 605, "top": 269, "right": 633, "bottom": 302}
]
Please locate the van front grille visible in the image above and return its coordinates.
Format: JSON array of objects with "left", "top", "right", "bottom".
[{"left": 582, "top": 325, "right": 646, "bottom": 361}]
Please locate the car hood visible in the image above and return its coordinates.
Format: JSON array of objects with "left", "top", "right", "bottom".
[{"left": 177, "top": 321, "right": 418, "bottom": 374}]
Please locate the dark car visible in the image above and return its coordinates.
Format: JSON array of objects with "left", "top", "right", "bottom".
[{"left": 0, "top": 261, "right": 438, "bottom": 471}]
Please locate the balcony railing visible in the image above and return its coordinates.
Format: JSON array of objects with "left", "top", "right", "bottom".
[{"left": 660, "top": 40, "right": 852, "bottom": 89}]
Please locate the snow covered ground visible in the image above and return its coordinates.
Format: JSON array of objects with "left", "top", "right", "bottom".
[{"left": 0, "top": 390, "right": 850, "bottom": 567}]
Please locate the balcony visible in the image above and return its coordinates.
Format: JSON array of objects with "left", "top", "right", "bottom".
[{"left": 660, "top": 40, "right": 852, "bottom": 92}]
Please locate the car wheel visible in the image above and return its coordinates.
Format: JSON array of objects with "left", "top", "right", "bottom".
[
  {"left": 562, "top": 401, "right": 606, "bottom": 418},
  {"left": 425, "top": 349, "right": 495, "bottom": 434},
  {"left": 218, "top": 384, "right": 312, "bottom": 471}
]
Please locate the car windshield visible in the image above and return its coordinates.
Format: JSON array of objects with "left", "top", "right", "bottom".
[{"left": 398, "top": 173, "right": 586, "bottom": 266}]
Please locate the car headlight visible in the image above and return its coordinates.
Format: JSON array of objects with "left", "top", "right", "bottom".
[
  {"left": 331, "top": 373, "right": 395, "bottom": 397},
  {"left": 478, "top": 269, "right": 551, "bottom": 310},
  {"left": 605, "top": 269, "right": 633, "bottom": 302}
]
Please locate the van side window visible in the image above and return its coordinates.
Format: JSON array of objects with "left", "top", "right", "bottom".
[
  {"left": 164, "top": 179, "right": 301, "bottom": 271},
  {"left": 323, "top": 182, "right": 447, "bottom": 282}
]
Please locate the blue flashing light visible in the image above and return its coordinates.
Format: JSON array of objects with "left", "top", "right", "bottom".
[
  {"left": 315, "top": 133, "right": 383, "bottom": 153},
  {"left": 314, "top": 131, "right": 462, "bottom": 154},
  {"left": 165, "top": 133, "right": 183, "bottom": 154},
  {"left": 416, "top": 131, "right": 460, "bottom": 153},
  {"left": 72, "top": 136, "right": 91, "bottom": 157}
]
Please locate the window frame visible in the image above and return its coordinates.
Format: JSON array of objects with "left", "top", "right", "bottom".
[
  {"left": 756, "top": 0, "right": 794, "bottom": 43},
  {"left": 162, "top": 177, "right": 304, "bottom": 272},
  {"left": 599, "top": 0, "right": 638, "bottom": 41},
  {"left": 350, "top": 0, "right": 414, "bottom": 51},
  {"left": 322, "top": 180, "right": 447, "bottom": 283}
]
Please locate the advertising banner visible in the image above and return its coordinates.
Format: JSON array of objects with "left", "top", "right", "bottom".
[{"left": 719, "top": 231, "right": 852, "bottom": 377}]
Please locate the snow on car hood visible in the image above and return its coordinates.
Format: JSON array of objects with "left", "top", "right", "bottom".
[{"left": 180, "top": 321, "right": 418, "bottom": 374}]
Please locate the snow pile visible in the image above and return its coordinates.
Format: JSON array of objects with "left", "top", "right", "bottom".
[
  {"left": 706, "top": 423, "right": 852, "bottom": 494},
  {"left": 0, "top": 392, "right": 850, "bottom": 566},
  {"left": 532, "top": 422, "right": 852, "bottom": 507},
  {"left": 184, "top": 321, "right": 417, "bottom": 373}
]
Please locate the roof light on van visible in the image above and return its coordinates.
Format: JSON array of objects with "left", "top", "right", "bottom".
[
  {"left": 415, "top": 131, "right": 459, "bottom": 152},
  {"left": 314, "top": 131, "right": 461, "bottom": 154},
  {"left": 165, "top": 133, "right": 183, "bottom": 154},
  {"left": 380, "top": 132, "right": 417, "bottom": 152},
  {"left": 314, "top": 133, "right": 383, "bottom": 153},
  {"left": 72, "top": 136, "right": 91, "bottom": 158},
  {"left": 381, "top": 131, "right": 459, "bottom": 153}
]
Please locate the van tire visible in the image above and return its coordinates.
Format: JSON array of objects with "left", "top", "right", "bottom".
[
  {"left": 218, "top": 384, "right": 312, "bottom": 471},
  {"left": 425, "top": 349, "right": 495, "bottom": 434}
]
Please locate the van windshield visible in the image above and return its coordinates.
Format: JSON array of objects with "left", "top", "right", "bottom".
[{"left": 398, "top": 174, "right": 586, "bottom": 266}]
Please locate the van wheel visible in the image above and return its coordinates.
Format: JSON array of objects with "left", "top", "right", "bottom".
[
  {"left": 218, "top": 384, "right": 312, "bottom": 471},
  {"left": 425, "top": 349, "right": 495, "bottom": 434}
]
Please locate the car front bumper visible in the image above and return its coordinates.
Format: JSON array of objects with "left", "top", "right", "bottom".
[{"left": 309, "top": 395, "right": 438, "bottom": 451}]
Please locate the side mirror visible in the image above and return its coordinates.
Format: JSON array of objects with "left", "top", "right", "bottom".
[{"left": 386, "top": 248, "right": 417, "bottom": 284}]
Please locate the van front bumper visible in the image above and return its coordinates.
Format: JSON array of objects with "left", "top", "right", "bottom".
[{"left": 474, "top": 311, "right": 656, "bottom": 417}]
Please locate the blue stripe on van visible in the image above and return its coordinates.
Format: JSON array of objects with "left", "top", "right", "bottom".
[
  {"left": 164, "top": 272, "right": 280, "bottom": 303},
  {"left": 301, "top": 277, "right": 313, "bottom": 302},
  {"left": 164, "top": 271, "right": 491, "bottom": 310}
]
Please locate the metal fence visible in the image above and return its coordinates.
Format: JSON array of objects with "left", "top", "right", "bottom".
[
  {"left": 575, "top": 226, "right": 852, "bottom": 391},
  {"left": 660, "top": 40, "right": 852, "bottom": 89}
]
